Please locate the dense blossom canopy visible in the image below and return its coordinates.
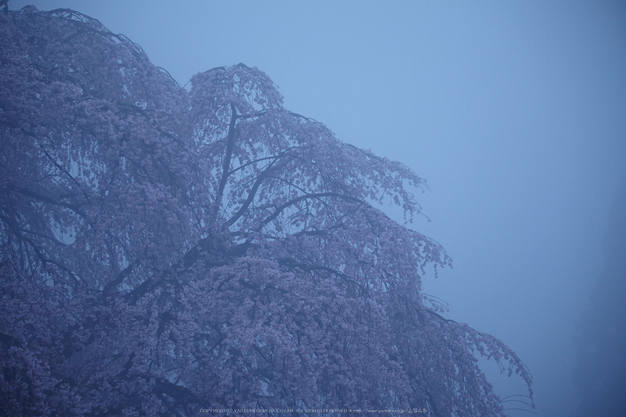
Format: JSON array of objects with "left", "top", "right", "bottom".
[{"left": 0, "top": 7, "right": 532, "bottom": 416}]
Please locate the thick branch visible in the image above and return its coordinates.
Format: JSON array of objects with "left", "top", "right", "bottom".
[
  {"left": 102, "top": 260, "right": 139, "bottom": 298},
  {"left": 6, "top": 185, "right": 87, "bottom": 219},
  {"left": 224, "top": 160, "right": 281, "bottom": 228},
  {"left": 214, "top": 102, "right": 238, "bottom": 219}
]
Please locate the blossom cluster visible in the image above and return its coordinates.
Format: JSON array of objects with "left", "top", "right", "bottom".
[{"left": 0, "top": 6, "right": 532, "bottom": 417}]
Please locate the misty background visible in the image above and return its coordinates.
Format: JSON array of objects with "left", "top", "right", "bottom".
[{"left": 9, "top": 1, "right": 626, "bottom": 416}]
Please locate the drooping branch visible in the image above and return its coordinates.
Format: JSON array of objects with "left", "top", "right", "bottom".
[
  {"left": 256, "top": 191, "right": 364, "bottom": 232},
  {"left": 277, "top": 258, "right": 368, "bottom": 296}
]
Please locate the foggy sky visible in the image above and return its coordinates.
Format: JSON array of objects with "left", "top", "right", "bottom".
[{"left": 9, "top": 1, "right": 626, "bottom": 416}]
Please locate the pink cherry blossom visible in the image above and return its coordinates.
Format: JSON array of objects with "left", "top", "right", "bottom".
[{"left": 0, "top": 6, "right": 532, "bottom": 416}]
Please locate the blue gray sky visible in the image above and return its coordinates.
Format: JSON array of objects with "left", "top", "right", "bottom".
[{"left": 10, "top": 1, "right": 626, "bottom": 416}]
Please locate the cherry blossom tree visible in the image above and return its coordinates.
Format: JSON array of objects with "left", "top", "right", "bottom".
[{"left": 0, "top": 6, "right": 533, "bottom": 416}]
